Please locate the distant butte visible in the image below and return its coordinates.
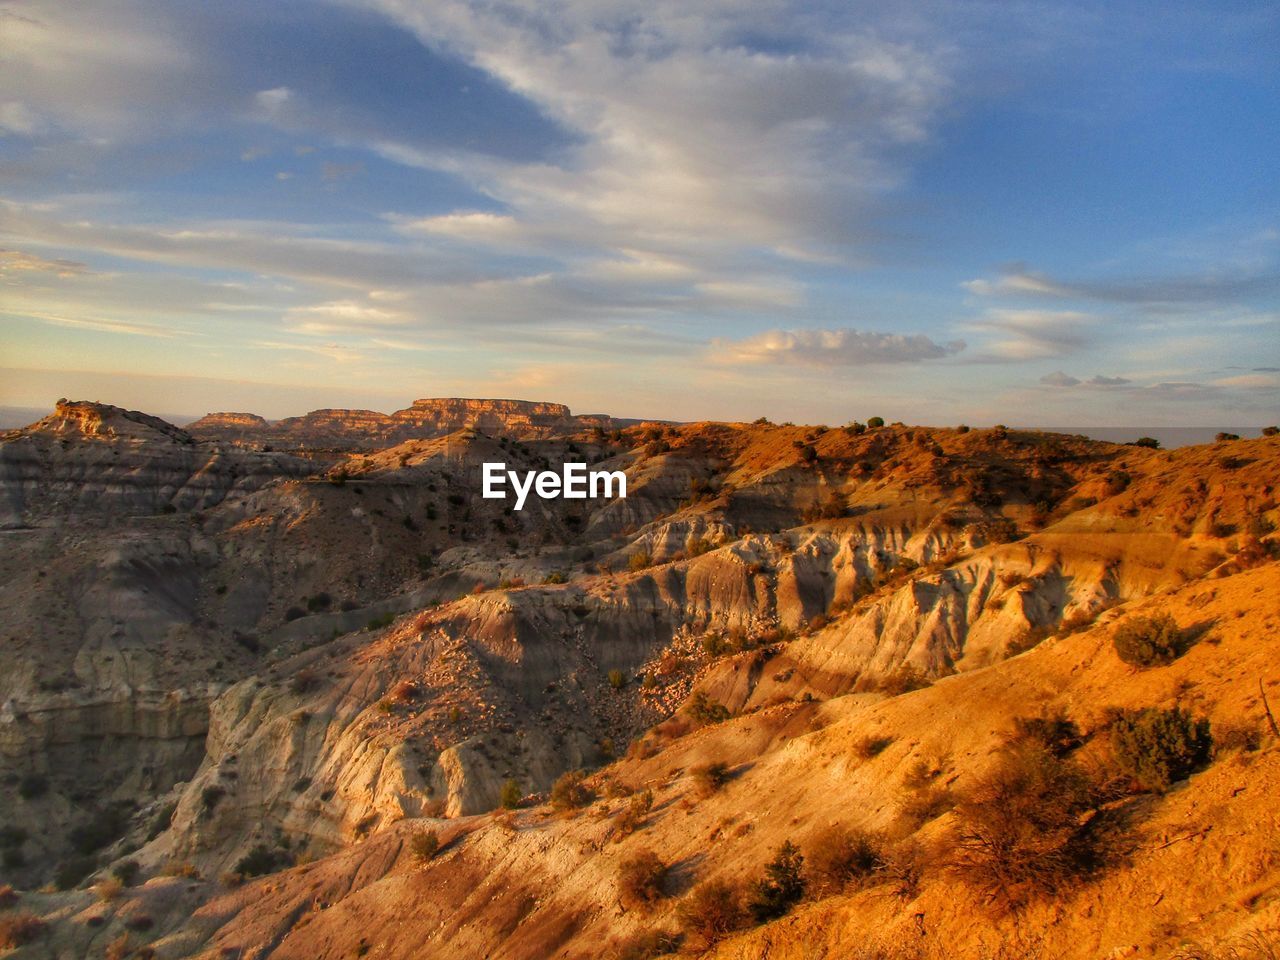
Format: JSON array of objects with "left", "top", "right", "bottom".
[{"left": 186, "top": 397, "right": 629, "bottom": 448}]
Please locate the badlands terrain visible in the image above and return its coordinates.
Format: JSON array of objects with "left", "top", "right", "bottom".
[{"left": 0, "top": 397, "right": 1278, "bottom": 959}]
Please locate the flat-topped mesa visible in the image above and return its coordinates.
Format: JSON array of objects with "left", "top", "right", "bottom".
[
  {"left": 25, "top": 399, "right": 194, "bottom": 443},
  {"left": 186, "top": 412, "right": 270, "bottom": 434},
  {"left": 186, "top": 397, "right": 606, "bottom": 448},
  {"left": 391, "top": 397, "right": 574, "bottom": 434}
]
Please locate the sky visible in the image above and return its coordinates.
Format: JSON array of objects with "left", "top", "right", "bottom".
[{"left": 1, "top": 0, "right": 1277, "bottom": 426}]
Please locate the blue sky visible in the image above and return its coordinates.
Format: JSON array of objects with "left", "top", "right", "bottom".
[{"left": 1, "top": 0, "right": 1277, "bottom": 424}]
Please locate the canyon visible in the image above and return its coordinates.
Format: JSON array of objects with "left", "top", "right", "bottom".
[{"left": 0, "top": 399, "right": 1277, "bottom": 959}]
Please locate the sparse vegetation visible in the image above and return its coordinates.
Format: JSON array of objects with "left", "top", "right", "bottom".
[
  {"left": 691, "top": 762, "right": 730, "bottom": 798},
  {"left": 1112, "top": 613, "right": 1186, "bottom": 667},
  {"left": 677, "top": 879, "right": 748, "bottom": 950},
  {"left": 411, "top": 830, "right": 440, "bottom": 862},
  {"left": 748, "top": 839, "right": 805, "bottom": 922},
  {"left": 953, "top": 743, "right": 1117, "bottom": 910},
  {"left": 618, "top": 849, "right": 668, "bottom": 910},
  {"left": 1110, "top": 706, "right": 1213, "bottom": 792},
  {"left": 500, "top": 779, "right": 522, "bottom": 810},
  {"left": 550, "top": 770, "right": 594, "bottom": 812},
  {"left": 805, "top": 825, "right": 884, "bottom": 897},
  {"left": 0, "top": 912, "right": 45, "bottom": 948},
  {"left": 686, "top": 691, "right": 731, "bottom": 725},
  {"left": 612, "top": 929, "right": 680, "bottom": 960}
]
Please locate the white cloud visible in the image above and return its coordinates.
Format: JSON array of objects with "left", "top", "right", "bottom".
[
  {"left": 966, "top": 309, "right": 1093, "bottom": 360},
  {"left": 711, "top": 327, "right": 965, "bottom": 366}
]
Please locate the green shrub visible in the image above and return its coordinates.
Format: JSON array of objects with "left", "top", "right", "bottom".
[
  {"left": 1112, "top": 614, "right": 1185, "bottom": 667},
  {"left": 618, "top": 849, "right": 668, "bottom": 910},
  {"left": 1111, "top": 707, "right": 1212, "bottom": 792},
  {"left": 748, "top": 840, "right": 805, "bottom": 922},
  {"left": 686, "top": 691, "right": 730, "bottom": 725},
  {"left": 500, "top": 779, "right": 522, "bottom": 810},
  {"left": 234, "top": 844, "right": 288, "bottom": 878},
  {"left": 804, "top": 825, "right": 884, "bottom": 897},
  {"left": 677, "top": 879, "right": 748, "bottom": 950},
  {"left": 867, "top": 417, "right": 885, "bottom": 429},
  {"left": 550, "top": 770, "right": 594, "bottom": 812},
  {"left": 410, "top": 830, "right": 439, "bottom": 862}
]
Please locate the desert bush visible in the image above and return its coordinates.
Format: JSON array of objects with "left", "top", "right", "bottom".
[
  {"left": 290, "top": 668, "right": 319, "bottom": 695},
  {"left": 0, "top": 912, "right": 45, "bottom": 948},
  {"left": 611, "top": 929, "right": 680, "bottom": 960},
  {"left": 616, "top": 789, "right": 654, "bottom": 837},
  {"left": 867, "top": 417, "right": 885, "bottom": 429},
  {"left": 608, "top": 669, "right": 626, "bottom": 690},
  {"left": 677, "top": 879, "right": 748, "bottom": 950},
  {"left": 111, "top": 859, "right": 141, "bottom": 886},
  {"left": 805, "top": 825, "right": 884, "bottom": 897},
  {"left": 1112, "top": 613, "right": 1186, "bottom": 667},
  {"left": 55, "top": 855, "right": 96, "bottom": 890},
  {"left": 0, "top": 884, "right": 17, "bottom": 909},
  {"left": 1172, "top": 931, "right": 1280, "bottom": 960},
  {"left": 1008, "top": 712, "right": 1083, "bottom": 758},
  {"left": 500, "top": 779, "right": 523, "bottom": 810},
  {"left": 748, "top": 840, "right": 806, "bottom": 922},
  {"left": 618, "top": 849, "right": 668, "bottom": 910},
  {"left": 551, "top": 770, "right": 594, "bottom": 812},
  {"left": 877, "top": 666, "right": 931, "bottom": 697},
  {"left": 691, "top": 762, "right": 730, "bottom": 798},
  {"left": 853, "top": 735, "right": 894, "bottom": 760},
  {"left": 94, "top": 878, "right": 124, "bottom": 901},
  {"left": 17, "top": 774, "right": 48, "bottom": 800},
  {"left": 629, "top": 550, "right": 652, "bottom": 572},
  {"left": 953, "top": 744, "right": 1116, "bottom": 910},
  {"left": 233, "top": 844, "right": 287, "bottom": 878},
  {"left": 899, "top": 784, "right": 954, "bottom": 827},
  {"left": 685, "top": 691, "right": 731, "bottom": 726},
  {"left": 1111, "top": 707, "right": 1213, "bottom": 792},
  {"left": 410, "top": 830, "right": 439, "bottom": 862},
  {"left": 124, "top": 914, "right": 153, "bottom": 932}
]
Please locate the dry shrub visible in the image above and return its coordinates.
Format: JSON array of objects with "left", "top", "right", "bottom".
[
  {"left": 676, "top": 879, "right": 748, "bottom": 950},
  {"left": 1172, "top": 931, "right": 1280, "bottom": 960},
  {"left": 95, "top": 877, "right": 124, "bottom": 901},
  {"left": 952, "top": 744, "right": 1119, "bottom": 911},
  {"left": 616, "top": 789, "right": 654, "bottom": 838},
  {"left": 853, "top": 735, "right": 893, "bottom": 760},
  {"left": 0, "top": 912, "right": 44, "bottom": 948},
  {"left": 618, "top": 849, "right": 668, "bottom": 911},
  {"left": 899, "top": 785, "right": 954, "bottom": 827},
  {"left": 691, "top": 762, "right": 730, "bottom": 799},
  {"left": 551, "top": 770, "right": 595, "bottom": 812},
  {"left": 1007, "top": 711, "right": 1083, "bottom": 757},
  {"left": 611, "top": 929, "right": 680, "bottom": 960},
  {"left": 105, "top": 934, "right": 132, "bottom": 960},
  {"left": 0, "top": 885, "right": 17, "bottom": 909},
  {"left": 805, "top": 825, "right": 885, "bottom": 897},
  {"left": 877, "top": 666, "right": 931, "bottom": 697}
]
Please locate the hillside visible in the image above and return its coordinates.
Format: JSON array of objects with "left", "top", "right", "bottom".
[{"left": 0, "top": 401, "right": 1277, "bottom": 959}]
